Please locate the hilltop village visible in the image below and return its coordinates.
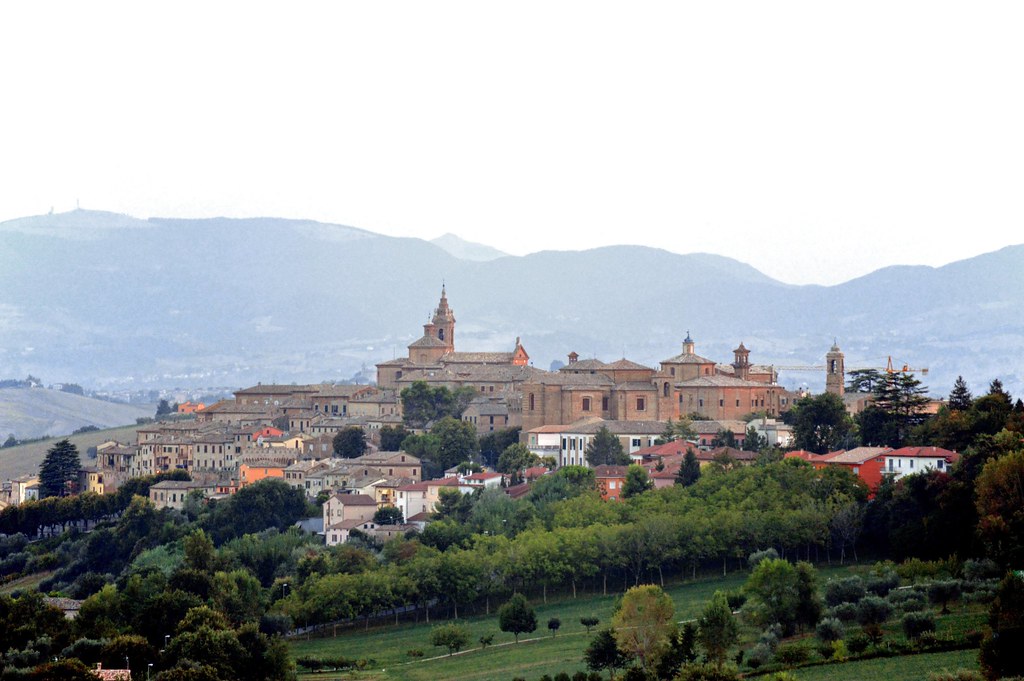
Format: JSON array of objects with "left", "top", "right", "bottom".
[{"left": 3, "top": 288, "right": 956, "bottom": 535}]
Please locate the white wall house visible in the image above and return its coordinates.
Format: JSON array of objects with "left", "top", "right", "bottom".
[{"left": 884, "top": 446, "right": 959, "bottom": 480}]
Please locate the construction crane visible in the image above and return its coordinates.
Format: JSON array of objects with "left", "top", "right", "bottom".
[{"left": 771, "top": 357, "right": 928, "bottom": 375}]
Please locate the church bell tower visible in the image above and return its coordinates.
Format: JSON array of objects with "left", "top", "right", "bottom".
[
  {"left": 432, "top": 285, "right": 456, "bottom": 354},
  {"left": 826, "top": 341, "right": 845, "bottom": 396}
]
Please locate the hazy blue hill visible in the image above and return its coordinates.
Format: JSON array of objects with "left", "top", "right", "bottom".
[
  {"left": 431, "top": 233, "right": 508, "bottom": 261},
  {"left": 0, "top": 209, "right": 1021, "bottom": 397}
]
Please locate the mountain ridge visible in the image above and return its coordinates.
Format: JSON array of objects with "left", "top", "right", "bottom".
[{"left": 0, "top": 210, "right": 1021, "bottom": 398}]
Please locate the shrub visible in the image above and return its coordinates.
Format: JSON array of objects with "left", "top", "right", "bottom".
[
  {"left": 479, "top": 634, "right": 494, "bottom": 648},
  {"left": 846, "top": 632, "right": 870, "bottom": 654},
  {"left": 725, "top": 590, "right": 747, "bottom": 610},
  {"left": 831, "top": 639, "right": 849, "bottom": 662},
  {"left": 572, "top": 673, "right": 590, "bottom": 681},
  {"left": 675, "top": 663, "right": 740, "bottom": 681},
  {"left": 902, "top": 611, "right": 936, "bottom": 641},
  {"left": 826, "top": 602, "right": 858, "bottom": 623},
  {"left": 748, "top": 549, "right": 779, "bottom": 570},
  {"left": 406, "top": 649, "right": 424, "bottom": 658},
  {"left": 816, "top": 617, "right": 844, "bottom": 643},
  {"left": 746, "top": 643, "right": 772, "bottom": 669},
  {"left": 964, "top": 629, "right": 984, "bottom": 646},
  {"left": 554, "top": 673, "right": 571, "bottom": 681},
  {"left": 774, "top": 643, "right": 810, "bottom": 666},
  {"left": 888, "top": 588, "right": 928, "bottom": 612},
  {"left": 824, "top": 577, "right": 866, "bottom": 607},
  {"left": 866, "top": 570, "right": 900, "bottom": 597},
  {"left": 580, "top": 616, "right": 599, "bottom": 633},
  {"left": 963, "top": 559, "right": 1000, "bottom": 582}
]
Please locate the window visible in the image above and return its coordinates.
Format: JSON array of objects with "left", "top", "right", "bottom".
[
  {"left": 670, "top": 367, "right": 676, "bottom": 376},
  {"left": 909, "top": 460, "right": 914, "bottom": 469},
  {"left": 582, "top": 397, "right": 592, "bottom": 412},
  {"left": 699, "top": 399, "right": 704, "bottom": 408},
  {"left": 736, "top": 399, "right": 740, "bottom": 407},
  {"left": 529, "top": 394, "right": 535, "bottom": 410},
  {"left": 637, "top": 397, "right": 646, "bottom": 411},
  {"left": 937, "top": 460, "right": 944, "bottom": 469},
  {"left": 631, "top": 438, "right": 641, "bottom": 448},
  {"left": 602, "top": 396, "right": 609, "bottom": 411},
  {"left": 719, "top": 399, "right": 724, "bottom": 407},
  {"left": 664, "top": 383, "right": 670, "bottom": 397}
]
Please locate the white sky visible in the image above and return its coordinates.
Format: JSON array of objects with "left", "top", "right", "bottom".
[{"left": 1, "top": 2, "right": 1021, "bottom": 285}]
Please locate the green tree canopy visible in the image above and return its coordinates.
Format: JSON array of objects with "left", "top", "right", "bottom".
[
  {"left": 948, "top": 376, "right": 973, "bottom": 412},
  {"left": 622, "top": 464, "right": 653, "bottom": 498},
  {"left": 378, "top": 425, "right": 410, "bottom": 452},
  {"left": 39, "top": 439, "right": 81, "bottom": 497},
  {"left": 675, "top": 448, "right": 701, "bottom": 487},
  {"left": 497, "top": 443, "right": 539, "bottom": 485},
  {"left": 498, "top": 593, "right": 536, "bottom": 643},
  {"left": 788, "top": 392, "right": 854, "bottom": 454},
  {"left": 585, "top": 427, "right": 630, "bottom": 467},
  {"left": 332, "top": 426, "right": 367, "bottom": 458},
  {"left": 697, "top": 590, "right": 738, "bottom": 669},
  {"left": 611, "top": 584, "right": 676, "bottom": 673}
]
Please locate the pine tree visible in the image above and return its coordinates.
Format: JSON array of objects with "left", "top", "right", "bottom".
[
  {"left": 675, "top": 448, "right": 701, "bottom": 487},
  {"left": 38, "top": 439, "right": 80, "bottom": 497},
  {"left": 585, "top": 426, "right": 630, "bottom": 467},
  {"left": 948, "top": 376, "right": 973, "bottom": 412}
]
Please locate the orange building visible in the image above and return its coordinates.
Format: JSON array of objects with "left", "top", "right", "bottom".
[{"left": 239, "top": 462, "right": 286, "bottom": 487}]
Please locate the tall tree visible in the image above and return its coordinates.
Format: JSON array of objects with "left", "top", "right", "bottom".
[
  {"left": 675, "top": 448, "right": 701, "bottom": 487},
  {"left": 867, "top": 372, "right": 930, "bottom": 447},
  {"left": 332, "top": 427, "right": 367, "bottom": 458},
  {"left": 585, "top": 427, "right": 630, "bottom": 467},
  {"left": 612, "top": 585, "right": 676, "bottom": 673},
  {"left": 38, "top": 439, "right": 80, "bottom": 497},
  {"left": 788, "top": 392, "right": 853, "bottom": 454},
  {"left": 697, "top": 590, "right": 738, "bottom": 669},
  {"left": 846, "top": 369, "right": 884, "bottom": 394},
  {"left": 948, "top": 376, "right": 973, "bottom": 412},
  {"left": 431, "top": 417, "right": 479, "bottom": 471},
  {"left": 497, "top": 443, "right": 539, "bottom": 485},
  {"left": 378, "top": 425, "right": 409, "bottom": 451},
  {"left": 975, "top": 449, "right": 1024, "bottom": 567},
  {"left": 584, "top": 629, "right": 628, "bottom": 680}
]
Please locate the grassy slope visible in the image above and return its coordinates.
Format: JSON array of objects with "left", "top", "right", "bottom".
[
  {"left": 290, "top": 566, "right": 882, "bottom": 681},
  {"left": 792, "top": 649, "right": 979, "bottom": 681},
  {"left": 0, "top": 422, "right": 149, "bottom": 481},
  {"left": 0, "top": 388, "right": 152, "bottom": 441}
]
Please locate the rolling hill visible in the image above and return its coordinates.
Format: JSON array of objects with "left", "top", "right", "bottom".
[{"left": 1, "top": 209, "right": 1021, "bottom": 399}]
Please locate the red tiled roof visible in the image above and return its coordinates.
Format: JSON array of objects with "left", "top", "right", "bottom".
[{"left": 887, "top": 446, "right": 959, "bottom": 461}]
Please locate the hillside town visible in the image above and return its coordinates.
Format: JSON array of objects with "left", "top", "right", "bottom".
[{"left": 2, "top": 288, "right": 957, "bottom": 532}]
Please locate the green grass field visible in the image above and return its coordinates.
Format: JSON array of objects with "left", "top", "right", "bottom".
[
  {"left": 0, "top": 422, "right": 149, "bottom": 481},
  {"left": 791, "top": 649, "right": 979, "bottom": 681},
  {"left": 289, "top": 565, "right": 882, "bottom": 681}
]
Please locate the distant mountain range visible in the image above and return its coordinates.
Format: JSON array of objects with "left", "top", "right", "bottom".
[{"left": 1, "top": 209, "right": 1022, "bottom": 399}]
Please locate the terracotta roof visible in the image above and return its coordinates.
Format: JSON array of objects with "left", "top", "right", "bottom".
[
  {"left": 660, "top": 351, "right": 716, "bottom": 365},
  {"left": 699, "top": 446, "right": 758, "bottom": 462},
  {"left": 235, "top": 384, "right": 319, "bottom": 394},
  {"left": 887, "top": 446, "right": 960, "bottom": 461},
  {"left": 820, "top": 447, "right": 892, "bottom": 464},
  {"left": 565, "top": 419, "right": 667, "bottom": 435},
  {"left": 614, "top": 381, "right": 657, "bottom": 391},
  {"left": 560, "top": 358, "right": 608, "bottom": 372},
  {"left": 407, "top": 510, "right": 434, "bottom": 522},
  {"left": 504, "top": 482, "right": 531, "bottom": 499},
  {"left": 604, "top": 359, "right": 654, "bottom": 371},
  {"left": 593, "top": 464, "right": 629, "bottom": 477},
  {"left": 691, "top": 419, "right": 748, "bottom": 435},
  {"left": 676, "top": 375, "right": 775, "bottom": 388},
  {"left": 328, "top": 518, "right": 377, "bottom": 530},
  {"left": 441, "top": 351, "right": 515, "bottom": 364}
]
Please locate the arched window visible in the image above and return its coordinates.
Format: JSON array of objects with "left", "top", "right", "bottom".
[
  {"left": 663, "top": 382, "right": 670, "bottom": 397},
  {"left": 438, "top": 328, "right": 445, "bottom": 341}
]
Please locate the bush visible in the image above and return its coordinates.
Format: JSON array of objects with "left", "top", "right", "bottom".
[
  {"left": 675, "top": 663, "right": 740, "bottom": 681},
  {"left": 816, "top": 617, "right": 844, "bottom": 643},
  {"left": 902, "top": 611, "right": 936, "bottom": 641},
  {"left": 748, "top": 549, "right": 779, "bottom": 570},
  {"left": 746, "top": 643, "right": 772, "bottom": 669},
  {"left": 846, "top": 632, "right": 870, "bottom": 654},
  {"left": 554, "top": 673, "right": 571, "bottom": 681},
  {"left": 888, "top": 588, "right": 928, "bottom": 612},
  {"left": 831, "top": 639, "right": 849, "bottom": 662},
  {"left": 962, "top": 559, "right": 1000, "bottom": 582},
  {"left": 826, "top": 602, "right": 859, "bottom": 623},
  {"left": 759, "top": 624, "right": 782, "bottom": 651},
  {"left": 725, "top": 590, "right": 747, "bottom": 610},
  {"left": 406, "top": 649, "right": 424, "bottom": 658},
  {"left": 824, "top": 577, "right": 866, "bottom": 607},
  {"left": 774, "top": 643, "right": 811, "bottom": 666},
  {"left": 866, "top": 570, "right": 900, "bottom": 597}
]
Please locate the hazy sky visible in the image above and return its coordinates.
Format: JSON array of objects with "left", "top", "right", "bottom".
[{"left": 2, "top": 2, "right": 1021, "bottom": 285}]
